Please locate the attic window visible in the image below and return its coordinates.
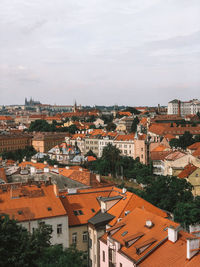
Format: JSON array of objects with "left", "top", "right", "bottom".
[
  {"left": 73, "top": 210, "right": 84, "bottom": 216},
  {"left": 47, "top": 207, "right": 52, "bottom": 211},
  {"left": 18, "top": 210, "right": 23, "bottom": 215},
  {"left": 123, "top": 232, "right": 144, "bottom": 248},
  {"left": 121, "top": 231, "right": 128, "bottom": 237},
  {"left": 135, "top": 238, "right": 157, "bottom": 255},
  {"left": 91, "top": 208, "right": 95, "bottom": 213}
]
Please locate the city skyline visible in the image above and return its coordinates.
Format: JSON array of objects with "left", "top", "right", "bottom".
[{"left": 0, "top": 0, "right": 200, "bottom": 106}]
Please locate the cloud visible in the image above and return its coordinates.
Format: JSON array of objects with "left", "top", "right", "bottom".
[{"left": 0, "top": 0, "right": 200, "bottom": 105}]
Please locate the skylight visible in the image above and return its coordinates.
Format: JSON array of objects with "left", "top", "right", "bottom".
[{"left": 121, "top": 231, "right": 128, "bottom": 237}]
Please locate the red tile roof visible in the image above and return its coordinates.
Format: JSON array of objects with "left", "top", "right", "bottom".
[
  {"left": 115, "top": 134, "right": 135, "bottom": 141},
  {"left": 0, "top": 184, "right": 66, "bottom": 222},
  {"left": 103, "top": 207, "right": 179, "bottom": 263},
  {"left": 0, "top": 168, "right": 7, "bottom": 183},
  {"left": 107, "top": 187, "right": 167, "bottom": 226},
  {"left": 140, "top": 230, "right": 200, "bottom": 267},
  {"left": 60, "top": 188, "right": 112, "bottom": 226},
  {"left": 178, "top": 164, "right": 198, "bottom": 179}
]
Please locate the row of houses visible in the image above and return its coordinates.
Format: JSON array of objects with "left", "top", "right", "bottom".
[{"left": 0, "top": 176, "right": 200, "bottom": 266}]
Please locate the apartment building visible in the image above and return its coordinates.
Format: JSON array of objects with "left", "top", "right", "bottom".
[
  {"left": 113, "top": 134, "right": 135, "bottom": 157},
  {"left": 0, "top": 182, "right": 69, "bottom": 248},
  {"left": 99, "top": 207, "right": 200, "bottom": 266},
  {"left": 32, "top": 132, "right": 67, "bottom": 153},
  {"left": 168, "top": 99, "right": 200, "bottom": 116},
  {"left": 0, "top": 133, "right": 32, "bottom": 153}
]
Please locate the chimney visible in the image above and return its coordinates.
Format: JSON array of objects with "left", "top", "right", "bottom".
[
  {"left": 65, "top": 166, "right": 70, "bottom": 170},
  {"left": 53, "top": 183, "right": 59, "bottom": 197},
  {"left": 79, "top": 168, "right": 83, "bottom": 171},
  {"left": 96, "top": 174, "right": 101, "bottom": 182},
  {"left": 187, "top": 238, "right": 200, "bottom": 260},
  {"left": 122, "top": 188, "right": 127, "bottom": 194},
  {"left": 168, "top": 226, "right": 178, "bottom": 243}
]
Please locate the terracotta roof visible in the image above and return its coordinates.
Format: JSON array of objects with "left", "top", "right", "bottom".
[
  {"left": 60, "top": 188, "right": 112, "bottom": 226},
  {"left": 87, "top": 156, "right": 97, "bottom": 162},
  {"left": 0, "top": 184, "right": 67, "bottom": 222},
  {"left": 118, "top": 111, "right": 132, "bottom": 117},
  {"left": 151, "top": 145, "right": 169, "bottom": 152},
  {"left": 104, "top": 207, "right": 179, "bottom": 263},
  {"left": 150, "top": 151, "right": 171, "bottom": 161},
  {"left": 0, "top": 168, "right": 7, "bottom": 183},
  {"left": 115, "top": 134, "right": 135, "bottom": 141},
  {"left": 140, "top": 117, "right": 148, "bottom": 126},
  {"left": 178, "top": 164, "right": 198, "bottom": 179},
  {"left": 107, "top": 187, "right": 167, "bottom": 226},
  {"left": 0, "top": 116, "right": 13, "bottom": 121},
  {"left": 165, "top": 151, "right": 186, "bottom": 161},
  {"left": 187, "top": 142, "right": 200, "bottom": 150},
  {"left": 140, "top": 230, "right": 200, "bottom": 267},
  {"left": 193, "top": 147, "right": 200, "bottom": 158},
  {"left": 149, "top": 123, "right": 200, "bottom": 136}
]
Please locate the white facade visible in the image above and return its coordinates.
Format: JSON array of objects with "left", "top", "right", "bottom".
[
  {"left": 113, "top": 139, "right": 134, "bottom": 158},
  {"left": 168, "top": 99, "right": 200, "bottom": 115},
  {"left": 20, "top": 215, "right": 69, "bottom": 248}
]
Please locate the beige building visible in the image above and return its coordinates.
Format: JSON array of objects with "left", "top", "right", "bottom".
[
  {"left": 32, "top": 132, "right": 67, "bottom": 153},
  {"left": 0, "top": 133, "right": 32, "bottom": 153}
]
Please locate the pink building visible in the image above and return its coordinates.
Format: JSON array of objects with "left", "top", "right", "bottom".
[{"left": 99, "top": 208, "right": 200, "bottom": 267}]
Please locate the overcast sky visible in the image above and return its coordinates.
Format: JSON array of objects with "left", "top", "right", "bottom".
[{"left": 0, "top": 0, "right": 200, "bottom": 106}]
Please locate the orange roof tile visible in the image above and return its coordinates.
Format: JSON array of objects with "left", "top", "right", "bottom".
[
  {"left": 107, "top": 187, "right": 167, "bottom": 226},
  {"left": 151, "top": 145, "right": 169, "bottom": 152},
  {"left": 165, "top": 151, "right": 186, "bottom": 161},
  {"left": 0, "top": 168, "right": 7, "bottom": 183},
  {"left": 187, "top": 142, "right": 200, "bottom": 150},
  {"left": 87, "top": 156, "right": 97, "bottom": 162},
  {"left": 105, "top": 207, "right": 179, "bottom": 263},
  {"left": 178, "top": 164, "right": 198, "bottom": 179},
  {"left": 115, "top": 134, "right": 135, "bottom": 141},
  {"left": 60, "top": 188, "right": 112, "bottom": 226},
  {"left": 140, "top": 230, "right": 200, "bottom": 267},
  {"left": 0, "top": 184, "right": 66, "bottom": 222}
]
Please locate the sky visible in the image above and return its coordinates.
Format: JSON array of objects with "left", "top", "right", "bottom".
[{"left": 0, "top": 0, "right": 200, "bottom": 106}]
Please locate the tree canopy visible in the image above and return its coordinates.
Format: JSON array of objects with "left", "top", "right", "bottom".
[
  {"left": 0, "top": 215, "right": 87, "bottom": 267},
  {"left": 1, "top": 146, "right": 36, "bottom": 162}
]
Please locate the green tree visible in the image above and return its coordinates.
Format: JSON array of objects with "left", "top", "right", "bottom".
[
  {"left": 1, "top": 146, "right": 37, "bottom": 162},
  {"left": 0, "top": 215, "right": 87, "bottom": 267},
  {"left": 102, "top": 143, "right": 121, "bottom": 177},
  {"left": 143, "top": 175, "right": 193, "bottom": 212},
  {"left": 106, "top": 122, "right": 116, "bottom": 131},
  {"left": 131, "top": 117, "right": 139, "bottom": 132},
  {"left": 85, "top": 149, "right": 97, "bottom": 158},
  {"left": 124, "top": 107, "right": 141, "bottom": 115}
]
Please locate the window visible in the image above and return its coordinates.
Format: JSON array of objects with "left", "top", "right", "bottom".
[
  {"left": 73, "top": 210, "right": 84, "bottom": 216},
  {"left": 57, "top": 224, "right": 62, "bottom": 234},
  {"left": 120, "top": 263, "right": 123, "bottom": 267},
  {"left": 89, "top": 237, "right": 92, "bottom": 248},
  {"left": 103, "top": 250, "right": 105, "bottom": 262},
  {"left": 72, "top": 232, "right": 77, "bottom": 244},
  {"left": 83, "top": 231, "right": 88, "bottom": 242}
]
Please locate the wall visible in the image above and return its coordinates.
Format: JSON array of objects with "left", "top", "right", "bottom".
[
  {"left": 99, "top": 240, "right": 109, "bottom": 267},
  {"left": 69, "top": 225, "right": 88, "bottom": 251},
  {"left": 20, "top": 215, "right": 69, "bottom": 248}
]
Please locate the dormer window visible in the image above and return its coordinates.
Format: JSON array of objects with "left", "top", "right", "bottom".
[
  {"left": 135, "top": 238, "right": 157, "bottom": 255},
  {"left": 123, "top": 232, "right": 144, "bottom": 248}
]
